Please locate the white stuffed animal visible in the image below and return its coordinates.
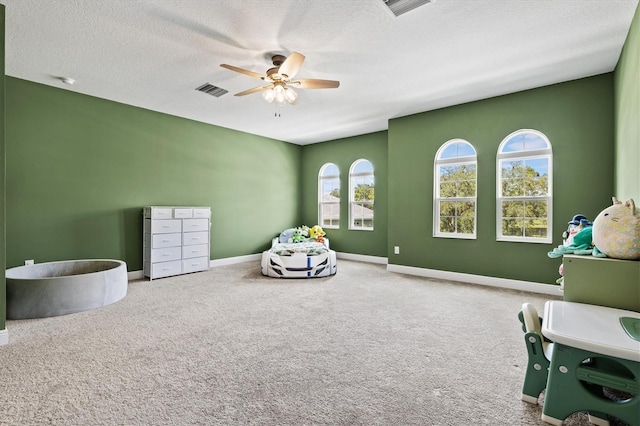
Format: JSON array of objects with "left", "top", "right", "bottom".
[{"left": 592, "top": 197, "right": 640, "bottom": 260}]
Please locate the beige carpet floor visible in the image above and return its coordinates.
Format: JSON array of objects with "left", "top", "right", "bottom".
[{"left": 0, "top": 260, "right": 627, "bottom": 425}]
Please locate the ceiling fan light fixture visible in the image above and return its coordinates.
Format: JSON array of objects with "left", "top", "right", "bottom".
[
  {"left": 262, "top": 88, "right": 275, "bottom": 103},
  {"left": 273, "top": 84, "right": 287, "bottom": 106},
  {"left": 284, "top": 88, "right": 298, "bottom": 104},
  {"left": 220, "top": 51, "right": 339, "bottom": 106}
]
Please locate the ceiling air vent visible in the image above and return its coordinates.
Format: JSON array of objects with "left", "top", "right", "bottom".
[
  {"left": 195, "top": 83, "right": 228, "bottom": 97},
  {"left": 383, "top": 0, "right": 432, "bottom": 17}
]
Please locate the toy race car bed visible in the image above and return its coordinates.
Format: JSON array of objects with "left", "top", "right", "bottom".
[{"left": 261, "top": 226, "right": 337, "bottom": 278}]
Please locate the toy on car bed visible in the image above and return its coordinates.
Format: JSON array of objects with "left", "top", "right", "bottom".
[{"left": 261, "top": 225, "right": 337, "bottom": 278}]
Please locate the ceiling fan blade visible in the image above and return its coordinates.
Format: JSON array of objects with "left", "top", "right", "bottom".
[
  {"left": 234, "top": 85, "right": 273, "bottom": 96},
  {"left": 278, "top": 52, "right": 305, "bottom": 79},
  {"left": 220, "top": 64, "right": 265, "bottom": 80},
  {"left": 290, "top": 79, "right": 340, "bottom": 89}
]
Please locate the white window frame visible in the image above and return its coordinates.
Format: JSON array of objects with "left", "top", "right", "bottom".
[
  {"left": 318, "top": 163, "right": 340, "bottom": 229},
  {"left": 433, "top": 139, "right": 477, "bottom": 239},
  {"left": 496, "top": 129, "right": 553, "bottom": 243},
  {"left": 349, "top": 159, "right": 374, "bottom": 231}
]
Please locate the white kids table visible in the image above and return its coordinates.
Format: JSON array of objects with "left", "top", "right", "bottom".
[{"left": 540, "top": 301, "right": 640, "bottom": 425}]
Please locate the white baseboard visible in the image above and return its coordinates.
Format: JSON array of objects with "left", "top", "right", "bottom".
[
  {"left": 0, "top": 328, "right": 9, "bottom": 346},
  {"left": 336, "top": 252, "right": 388, "bottom": 264},
  {"left": 386, "top": 264, "right": 561, "bottom": 296},
  {"left": 126, "top": 254, "right": 558, "bottom": 296},
  {"left": 210, "top": 254, "right": 262, "bottom": 268},
  {"left": 128, "top": 270, "right": 144, "bottom": 280}
]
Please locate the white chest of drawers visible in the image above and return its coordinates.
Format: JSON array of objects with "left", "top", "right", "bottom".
[{"left": 143, "top": 206, "right": 211, "bottom": 280}]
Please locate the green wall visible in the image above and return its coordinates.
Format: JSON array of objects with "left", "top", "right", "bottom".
[
  {"left": 614, "top": 4, "right": 640, "bottom": 200},
  {"left": 1, "top": 5, "right": 6, "bottom": 333},
  {"left": 388, "top": 75, "right": 615, "bottom": 284},
  {"left": 5, "top": 77, "right": 302, "bottom": 270},
  {"left": 300, "top": 131, "right": 388, "bottom": 257}
]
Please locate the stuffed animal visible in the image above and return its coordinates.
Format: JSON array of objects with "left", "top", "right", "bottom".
[
  {"left": 563, "top": 214, "right": 591, "bottom": 247},
  {"left": 592, "top": 197, "right": 640, "bottom": 260},
  {"left": 548, "top": 226, "right": 594, "bottom": 258},
  {"left": 309, "top": 225, "right": 326, "bottom": 239},
  {"left": 291, "top": 228, "right": 305, "bottom": 243},
  {"left": 291, "top": 225, "right": 310, "bottom": 243}
]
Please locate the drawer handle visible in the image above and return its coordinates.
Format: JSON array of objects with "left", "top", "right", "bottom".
[
  {"left": 162, "top": 239, "right": 171, "bottom": 243},
  {"left": 162, "top": 267, "right": 172, "bottom": 271},
  {"left": 162, "top": 253, "right": 171, "bottom": 257},
  {"left": 191, "top": 250, "right": 199, "bottom": 253},
  {"left": 162, "top": 225, "right": 172, "bottom": 228},
  {"left": 191, "top": 263, "right": 199, "bottom": 266}
]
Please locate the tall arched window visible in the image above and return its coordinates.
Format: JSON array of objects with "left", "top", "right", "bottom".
[
  {"left": 497, "top": 129, "right": 552, "bottom": 243},
  {"left": 318, "top": 163, "right": 340, "bottom": 229},
  {"left": 349, "top": 159, "right": 374, "bottom": 230},
  {"left": 434, "top": 139, "right": 477, "bottom": 239}
]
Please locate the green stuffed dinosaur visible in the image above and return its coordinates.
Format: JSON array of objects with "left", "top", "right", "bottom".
[{"left": 291, "top": 225, "right": 310, "bottom": 243}]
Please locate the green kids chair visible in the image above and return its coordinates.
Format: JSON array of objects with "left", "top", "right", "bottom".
[{"left": 518, "top": 303, "right": 555, "bottom": 404}]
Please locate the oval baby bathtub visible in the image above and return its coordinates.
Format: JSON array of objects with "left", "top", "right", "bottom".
[{"left": 6, "top": 259, "right": 128, "bottom": 320}]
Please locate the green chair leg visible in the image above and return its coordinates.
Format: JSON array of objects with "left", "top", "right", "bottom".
[
  {"left": 519, "top": 306, "right": 552, "bottom": 404},
  {"left": 521, "top": 331, "right": 550, "bottom": 403}
]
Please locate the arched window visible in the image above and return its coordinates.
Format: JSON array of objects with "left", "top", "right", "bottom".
[
  {"left": 349, "top": 159, "right": 374, "bottom": 230},
  {"left": 434, "top": 139, "right": 477, "bottom": 238},
  {"left": 497, "top": 129, "right": 552, "bottom": 243},
  {"left": 318, "top": 163, "right": 340, "bottom": 229}
]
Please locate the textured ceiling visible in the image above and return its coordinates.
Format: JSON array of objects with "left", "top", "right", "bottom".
[{"left": 0, "top": 0, "right": 637, "bottom": 144}]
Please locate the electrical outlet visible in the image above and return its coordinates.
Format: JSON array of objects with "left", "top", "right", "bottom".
[
  {"left": 394, "top": 246, "right": 400, "bottom": 255},
  {"left": 25, "top": 259, "right": 34, "bottom": 265}
]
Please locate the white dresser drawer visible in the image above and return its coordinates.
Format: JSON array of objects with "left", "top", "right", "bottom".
[
  {"left": 183, "top": 218, "right": 209, "bottom": 232},
  {"left": 182, "top": 243, "right": 209, "bottom": 259},
  {"left": 193, "top": 208, "right": 211, "bottom": 218},
  {"left": 149, "top": 232, "right": 182, "bottom": 248},
  {"left": 174, "top": 208, "right": 193, "bottom": 218},
  {"left": 148, "top": 218, "right": 182, "bottom": 234},
  {"left": 182, "top": 257, "right": 209, "bottom": 273},
  {"left": 144, "top": 207, "right": 173, "bottom": 220},
  {"left": 147, "top": 246, "right": 182, "bottom": 263},
  {"left": 150, "top": 260, "right": 182, "bottom": 279},
  {"left": 183, "top": 231, "right": 209, "bottom": 246}
]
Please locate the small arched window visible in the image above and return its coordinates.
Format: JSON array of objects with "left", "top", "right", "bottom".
[
  {"left": 433, "top": 139, "right": 477, "bottom": 238},
  {"left": 497, "top": 129, "right": 552, "bottom": 243},
  {"left": 349, "top": 159, "right": 374, "bottom": 230},
  {"left": 318, "top": 163, "right": 340, "bottom": 229}
]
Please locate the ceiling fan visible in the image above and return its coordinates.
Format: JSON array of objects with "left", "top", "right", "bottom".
[{"left": 220, "top": 52, "right": 340, "bottom": 106}]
